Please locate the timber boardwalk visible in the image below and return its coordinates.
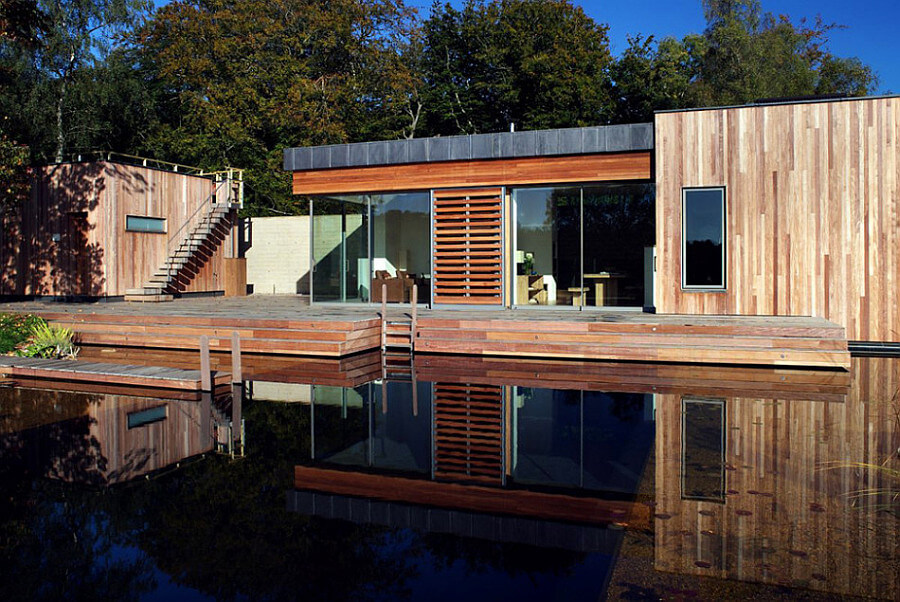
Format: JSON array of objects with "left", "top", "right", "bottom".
[
  {"left": 0, "top": 355, "right": 230, "bottom": 391},
  {"left": 2, "top": 297, "right": 850, "bottom": 369}
]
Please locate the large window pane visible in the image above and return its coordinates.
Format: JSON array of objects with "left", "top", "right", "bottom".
[
  {"left": 683, "top": 188, "right": 725, "bottom": 289},
  {"left": 371, "top": 192, "right": 431, "bottom": 303},
  {"left": 311, "top": 196, "right": 368, "bottom": 303},
  {"left": 582, "top": 184, "right": 655, "bottom": 307},
  {"left": 513, "top": 187, "right": 580, "bottom": 306}
]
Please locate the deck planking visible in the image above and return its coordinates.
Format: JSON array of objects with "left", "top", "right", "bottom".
[
  {"left": 1, "top": 297, "right": 850, "bottom": 368},
  {"left": 0, "top": 356, "right": 230, "bottom": 390}
]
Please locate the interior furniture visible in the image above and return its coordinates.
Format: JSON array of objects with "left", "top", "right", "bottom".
[
  {"left": 372, "top": 269, "right": 414, "bottom": 303},
  {"left": 583, "top": 273, "right": 626, "bottom": 306},
  {"left": 516, "top": 274, "right": 547, "bottom": 305}
]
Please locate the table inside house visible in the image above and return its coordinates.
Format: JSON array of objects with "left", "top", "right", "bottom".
[{"left": 583, "top": 273, "right": 625, "bottom": 306}]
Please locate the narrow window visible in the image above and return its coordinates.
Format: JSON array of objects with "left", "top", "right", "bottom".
[
  {"left": 126, "top": 215, "right": 166, "bottom": 233},
  {"left": 682, "top": 188, "right": 725, "bottom": 289},
  {"left": 127, "top": 405, "right": 167, "bottom": 429}
]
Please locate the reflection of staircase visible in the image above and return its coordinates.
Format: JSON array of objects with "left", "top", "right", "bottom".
[{"left": 125, "top": 175, "right": 241, "bottom": 302}]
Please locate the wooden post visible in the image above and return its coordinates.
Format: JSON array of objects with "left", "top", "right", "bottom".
[
  {"left": 381, "top": 283, "right": 387, "bottom": 349},
  {"left": 232, "top": 382, "right": 242, "bottom": 446},
  {"left": 200, "top": 335, "right": 211, "bottom": 391},
  {"left": 411, "top": 283, "right": 417, "bottom": 349},
  {"left": 231, "top": 331, "right": 242, "bottom": 384}
]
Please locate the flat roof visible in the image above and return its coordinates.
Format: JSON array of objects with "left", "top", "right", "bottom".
[
  {"left": 283, "top": 123, "right": 653, "bottom": 172},
  {"left": 654, "top": 93, "right": 900, "bottom": 114}
]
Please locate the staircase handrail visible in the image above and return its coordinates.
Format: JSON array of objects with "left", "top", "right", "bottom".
[
  {"left": 65, "top": 151, "right": 243, "bottom": 183},
  {"left": 164, "top": 176, "right": 232, "bottom": 281}
]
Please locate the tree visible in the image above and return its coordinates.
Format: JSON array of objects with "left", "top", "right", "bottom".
[
  {"left": 610, "top": 0, "right": 877, "bottom": 122},
  {"left": 136, "top": 0, "right": 418, "bottom": 216},
  {"left": 0, "top": 0, "right": 152, "bottom": 163},
  {"left": 419, "top": 0, "right": 614, "bottom": 136}
]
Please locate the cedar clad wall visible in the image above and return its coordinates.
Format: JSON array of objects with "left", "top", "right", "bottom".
[
  {"left": 3, "top": 161, "right": 229, "bottom": 297},
  {"left": 655, "top": 97, "right": 900, "bottom": 342}
]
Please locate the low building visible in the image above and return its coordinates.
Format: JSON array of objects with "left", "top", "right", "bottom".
[
  {"left": 0, "top": 154, "right": 245, "bottom": 300},
  {"left": 284, "top": 94, "right": 900, "bottom": 345}
]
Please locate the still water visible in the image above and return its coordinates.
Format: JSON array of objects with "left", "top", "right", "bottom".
[{"left": 0, "top": 354, "right": 897, "bottom": 600}]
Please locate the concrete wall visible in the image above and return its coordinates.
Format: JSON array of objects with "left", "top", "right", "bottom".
[{"left": 245, "top": 215, "right": 310, "bottom": 294}]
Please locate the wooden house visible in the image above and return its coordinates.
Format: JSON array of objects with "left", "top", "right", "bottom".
[
  {"left": 0, "top": 155, "right": 245, "bottom": 301},
  {"left": 284, "top": 95, "right": 900, "bottom": 346}
]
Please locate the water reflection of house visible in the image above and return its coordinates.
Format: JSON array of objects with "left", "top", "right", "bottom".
[
  {"left": 0, "top": 388, "right": 214, "bottom": 485},
  {"left": 650, "top": 357, "right": 900, "bottom": 599}
]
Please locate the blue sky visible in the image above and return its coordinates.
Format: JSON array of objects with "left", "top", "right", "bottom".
[{"left": 407, "top": 0, "right": 899, "bottom": 93}]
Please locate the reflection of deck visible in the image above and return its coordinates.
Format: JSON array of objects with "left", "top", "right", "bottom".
[
  {"left": 3, "top": 297, "right": 849, "bottom": 368},
  {"left": 294, "top": 466, "right": 650, "bottom": 530}
]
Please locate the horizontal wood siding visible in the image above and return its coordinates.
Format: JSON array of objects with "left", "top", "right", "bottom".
[
  {"left": 655, "top": 98, "right": 900, "bottom": 342},
  {"left": 293, "top": 152, "right": 652, "bottom": 195},
  {"left": 4, "top": 161, "right": 229, "bottom": 297},
  {"left": 432, "top": 188, "right": 504, "bottom": 305}
]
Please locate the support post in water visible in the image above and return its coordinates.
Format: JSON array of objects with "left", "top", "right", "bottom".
[
  {"left": 231, "top": 331, "right": 242, "bottom": 384},
  {"left": 232, "top": 382, "right": 242, "bottom": 447},
  {"left": 411, "top": 283, "right": 418, "bottom": 347},
  {"left": 200, "top": 335, "right": 211, "bottom": 392}
]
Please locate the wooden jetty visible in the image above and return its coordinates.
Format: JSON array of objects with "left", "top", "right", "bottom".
[
  {"left": 0, "top": 356, "right": 230, "bottom": 391},
  {"left": 1, "top": 297, "right": 850, "bottom": 369}
]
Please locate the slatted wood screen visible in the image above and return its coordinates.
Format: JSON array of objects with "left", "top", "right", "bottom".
[
  {"left": 432, "top": 187, "right": 504, "bottom": 305},
  {"left": 433, "top": 383, "right": 504, "bottom": 485}
]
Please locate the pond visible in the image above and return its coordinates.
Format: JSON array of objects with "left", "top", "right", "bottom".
[{"left": 0, "top": 355, "right": 897, "bottom": 600}]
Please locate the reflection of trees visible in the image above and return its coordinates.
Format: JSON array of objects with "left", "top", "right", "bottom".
[
  {"left": 0, "top": 388, "right": 153, "bottom": 601},
  {"left": 541, "top": 184, "right": 655, "bottom": 301}
]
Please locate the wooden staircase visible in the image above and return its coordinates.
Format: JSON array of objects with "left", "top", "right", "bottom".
[{"left": 125, "top": 173, "right": 242, "bottom": 302}]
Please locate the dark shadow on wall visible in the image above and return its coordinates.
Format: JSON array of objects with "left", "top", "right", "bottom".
[{"left": 2, "top": 162, "right": 107, "bottom": 297}]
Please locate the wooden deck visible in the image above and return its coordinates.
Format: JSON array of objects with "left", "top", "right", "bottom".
[
  {"left": 0, "top": 356, "right": 230, "bottom": 391},
  {"left": 1, "top": 297, "right": 850, "bottom": 368}
]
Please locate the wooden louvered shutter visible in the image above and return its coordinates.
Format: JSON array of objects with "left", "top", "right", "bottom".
[
  {"left": 432, "top": 187, "right": 504, "bottom": 305},
  {"left": 433, "top": 383, "right": 504, "bottom": 485}
]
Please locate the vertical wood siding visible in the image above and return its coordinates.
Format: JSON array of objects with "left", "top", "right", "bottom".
[
  {"left": 7, "top": 161, "right": 229, "bottom": 297},
  {"left": 653, "top": 357, "right": 900, "bottom": 598},
  {"left": 655, "top": 97, "right": 900, "bottom": 342}
]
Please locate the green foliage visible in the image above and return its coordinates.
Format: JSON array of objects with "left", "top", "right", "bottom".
[
  {"left": 18, "top": 320, "right": 78, "bottom": 358},
  {"left": 0, "top": 131, "right": 30, "bottom": 215},
  {"left": 135, "top": 0, "right": 418, "bottom": 216},
  {"left": 420, "top": 0, "right": 614, "bottom": 135},
  {"left": 0, "top": 313, "right": 44, "bottom": 353}
]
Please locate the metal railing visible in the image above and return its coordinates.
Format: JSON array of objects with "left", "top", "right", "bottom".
[
  {"left": 163, "top": 174, "right": 241, "bottom": 283},
  {"left": 69, "top": 151, "right": 244, "bottom": 188}
]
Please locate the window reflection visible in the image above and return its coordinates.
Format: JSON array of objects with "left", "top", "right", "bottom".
[{"left": 681, "top": 397, "right": 726, "bottom": 501}]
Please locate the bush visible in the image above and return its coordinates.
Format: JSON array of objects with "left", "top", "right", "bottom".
[
  {"left": 19, "top": 321, "right": 79, "bottom": 359},
  {"left": 0, "top": 313, "right": 46, "bottom": 354}
]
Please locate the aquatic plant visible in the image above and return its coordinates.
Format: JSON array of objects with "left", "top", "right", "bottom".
[
  {"left": 0, "top": 313, "right": 45, "bottom": 354},
  {"left": 824, "top": 388, "right": 900, "bottom": 516},
  {"left": 18, "top": 321, "right": 79, "bottom": 359}
]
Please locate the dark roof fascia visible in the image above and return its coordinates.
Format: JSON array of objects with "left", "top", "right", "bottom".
[
  {"left": 283, "top": 123, "right": 653, "bottom": 172},
  {"left": 654, "top": 93, "right": 900, "bottom": 115}
]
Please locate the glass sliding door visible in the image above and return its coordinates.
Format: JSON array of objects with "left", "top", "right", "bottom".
[
  {"left": 370, "top": 192, "right": 431, "bottom": 303},
  {"left": 512, "top": 187, "right": 580, "bottom": 306},
  {"left": 512, "top": 183, "right": 655, "bottom": 308},
  {"left": 311, "top": 196, "right": 369, "bottom": 303},
  {"left": 582, "top": 183, "right": 655, "bottom": 307}
]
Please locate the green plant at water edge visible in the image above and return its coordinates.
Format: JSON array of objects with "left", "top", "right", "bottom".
[
  {"left": 19, "top": 321, "right": 79, "bottom": 359},
  {"left": 0, "top": 314, "right": 46, "bottom": 354}
]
